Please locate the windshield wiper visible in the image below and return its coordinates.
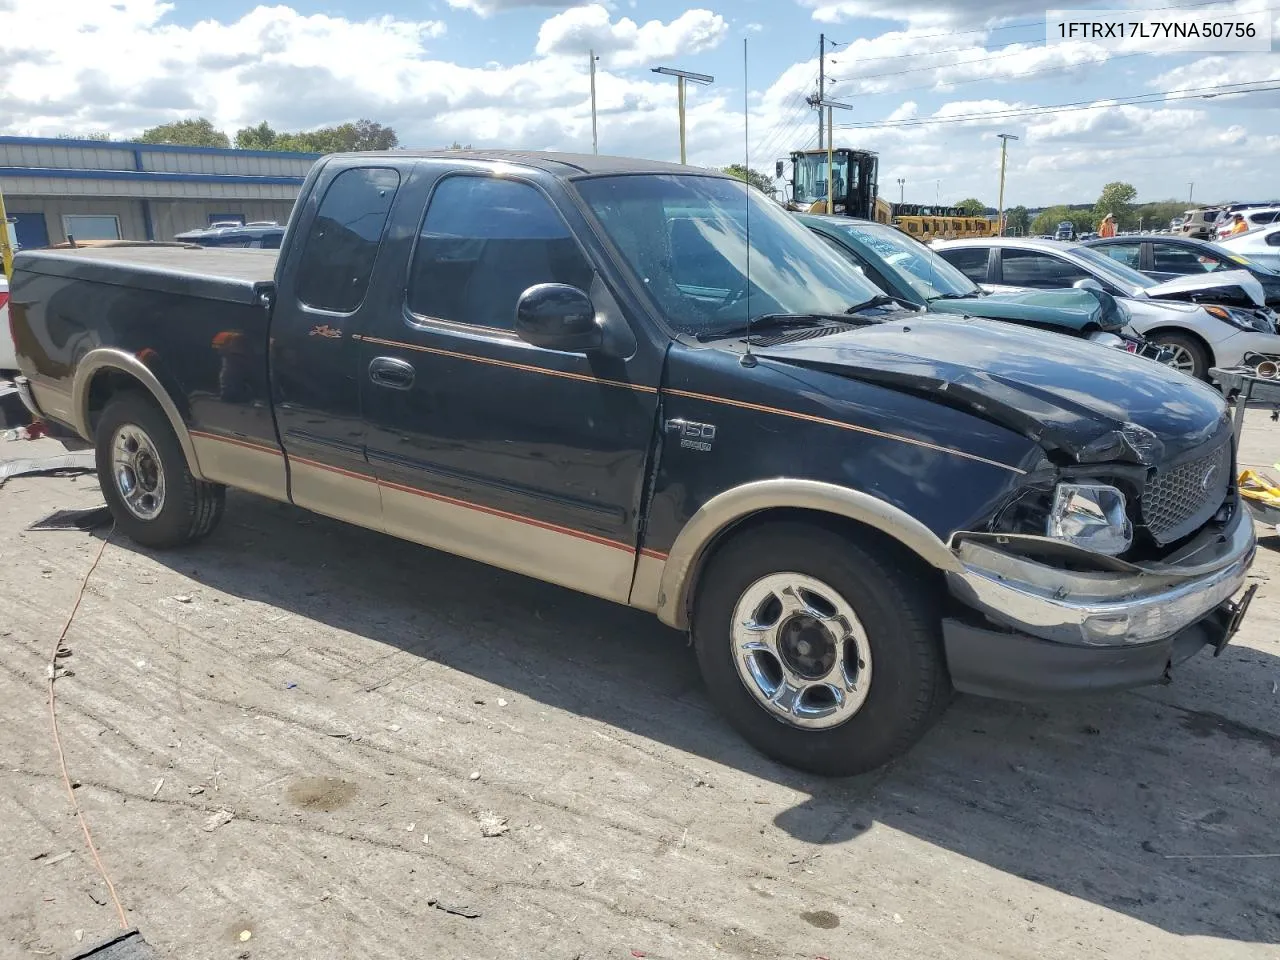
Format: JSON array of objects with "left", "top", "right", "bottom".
[
  {"left": 695, "top": 313, "right": 842, "bottom": 342},
  {"left": 846, "top": 294, "right": 920, "bottom": 314},
  {"left": 928, "top": 292, "right": 975, "bottom": 301}
]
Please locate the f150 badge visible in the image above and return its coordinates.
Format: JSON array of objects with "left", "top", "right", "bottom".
[{"left": 666, "top": 419, "right": 716, "bottom": 452}]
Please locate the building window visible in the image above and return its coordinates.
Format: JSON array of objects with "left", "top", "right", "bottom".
[{"left": 62, "top": 215, "right": 121, "bottom": 241}]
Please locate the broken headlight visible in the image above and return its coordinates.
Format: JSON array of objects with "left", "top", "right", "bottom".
[{"left": 1047, "top": 483, "right": 1133, "bottom": 556}]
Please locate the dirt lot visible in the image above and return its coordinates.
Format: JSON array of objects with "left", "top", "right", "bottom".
[{"left": 2, "top": 408, "right": 1279, "bottom": 960}]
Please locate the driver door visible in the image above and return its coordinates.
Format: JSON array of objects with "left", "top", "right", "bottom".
[{"left": 358, "top": 170, "right": 663, "bottom": 603}]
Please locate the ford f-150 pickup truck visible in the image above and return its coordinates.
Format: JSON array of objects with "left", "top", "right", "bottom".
[{"left": 8, "top": 151, "right": 1258, "bottom": 775}]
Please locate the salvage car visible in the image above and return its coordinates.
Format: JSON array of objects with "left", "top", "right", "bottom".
[
  {"left": 935, "top": 237, "right": 1280, "bottom": 379},
  {"left": 801, "top": 215, "right": 1166, "bottom": 360},
  {"left": 1084, "top": 233, "right": 1280, "bottom": 309},
  {"left": 1218, "top": 224, "right": 1280, "bottom": 272},
  {"left": 9, "top": 151, "right": 1258, "bottom": 776}
]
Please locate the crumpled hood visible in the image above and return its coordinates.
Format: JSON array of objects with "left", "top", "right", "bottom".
[
  {"left": 1143, "top": 269, "right": 1267, "bottom": 308},
  {"left": 928, "top": 287, "right": 1122, "bottom": 332},
  {"left": 753, "top": 314, "right": 1228, "bottom": 464}
]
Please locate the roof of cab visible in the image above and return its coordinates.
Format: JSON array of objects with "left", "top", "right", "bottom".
[{"left": 331, "top": 149, "right": 721, "bottom": 178}]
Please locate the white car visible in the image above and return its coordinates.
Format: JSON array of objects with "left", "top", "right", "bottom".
[
  {"left": 933, "top": 236, "right": 1280, "bottom": 380},
  {"left": 1218, "top": 224, "right": 1280, "bottom": 272},
  {"left": 0, "top": 274, "right": 15, "bottom": 376},
  {"left": 1215, "top": 207, "right": 1280, "bottom": 240}
]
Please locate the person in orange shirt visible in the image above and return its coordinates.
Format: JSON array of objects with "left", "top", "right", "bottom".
[
  {"left": 1098, "top": 213, "right": 1117, "bottom": 238},
  {"left": 1229, "top": 213, "right": 1249, "bottom": 235}
]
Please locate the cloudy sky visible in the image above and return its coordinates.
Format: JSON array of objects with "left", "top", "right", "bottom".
[{"left": 2, "top": 0, "right": 1278, "bottom": 206}]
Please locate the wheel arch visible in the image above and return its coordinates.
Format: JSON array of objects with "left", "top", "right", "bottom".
[
  {"left": 71, "top": 348, "right": 207, "bottom": 480},
  {"left": 1143, "top": 325, "right": 1216, "bottom": 367},
  {"left": 653, "top": 479, "right": 961, "bottom": 630}
]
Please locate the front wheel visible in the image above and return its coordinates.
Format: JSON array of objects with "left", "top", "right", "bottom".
[
  {"left": 1150, "top": 331, "right": 1208, "bottom": 380},
  {"left": 692, "top": 521, "right": 950, "bottom": 777},
  {"left": 95, "top": 392, "right": 225, "bottom": 548}
]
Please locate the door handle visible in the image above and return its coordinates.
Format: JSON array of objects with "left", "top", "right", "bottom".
[{"left": 369, "top": 356, "right": 415, "bottom": 390}]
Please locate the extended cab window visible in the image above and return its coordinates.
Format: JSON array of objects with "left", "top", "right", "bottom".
[
  {"left": 296, "top": 167, "right": 401, "bottom": 313},
  {"left": 1000, "top": 249, "right": 1088, "bottom": 288},
  {"left": 408, "top": 176, "right": 594, "bottom": 331},
  {"left": 938, "top": 247, "right": 990, "bottom": 283}
]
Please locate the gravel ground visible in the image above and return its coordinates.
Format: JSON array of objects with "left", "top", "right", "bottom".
[{"left": 2, "top": 407, "right": 1278, "bottom": 960}]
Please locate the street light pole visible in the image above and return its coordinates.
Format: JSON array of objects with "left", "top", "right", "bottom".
[
  {"left": 814, "top": 98, "right": 851, "bottom": 215},
  {"left": 589, "top": 50, "right": 599, "bottom": 154},
  {"left": 897, "top": 177, "right": 905, "bottom": 204},
  {"left": 1188, "top": 181, "right": 1194, "bottom": 204},
  {"left": 996, "top": 133, "right": 1019, "bottom": 236},
  {"left": 652, "top": 66, "right": 714, "bottom": 164}
]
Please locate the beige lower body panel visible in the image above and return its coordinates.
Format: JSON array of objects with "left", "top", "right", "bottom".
[
  {"left": 628, "top": 552, "right": 667, "bottom": 613},
  {"left": 289, "top": 457, "right": 384, "bottom": 528},
  {"left": 379, "top": 480, "right": 636, "bottom": 604},
  {"left": 191, "top": 432, "right": 288, "bottom": 502},
  {"left": 28, "top": 381, "right": 76, "bottom": 429}
]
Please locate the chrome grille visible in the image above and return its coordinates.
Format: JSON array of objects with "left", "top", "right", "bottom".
[{"left": 1141, "top": 443, "right": 1231, "bottom": 545}]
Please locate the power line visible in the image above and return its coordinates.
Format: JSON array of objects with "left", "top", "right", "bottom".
[{"left": 835, "top": 80, "right": 1280, "bottom": 130}]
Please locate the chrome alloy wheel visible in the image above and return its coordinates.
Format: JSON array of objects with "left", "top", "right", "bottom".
[
  {"left": 731, "top": 572, "right": 873, "bottom": 730},
  {"left": 111, "top": 424, "right": 166, "bottom": 521},
  {"left": 1161, "top": 343, "right": 1197, "bottom": 374}
]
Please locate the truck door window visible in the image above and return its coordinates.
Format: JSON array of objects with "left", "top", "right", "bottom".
[
  {"left": 407, "top": 176, "right": 594, "bottom": 331},
  {"left": 296, "top": 167, "right": 401, "bottom": 313}
]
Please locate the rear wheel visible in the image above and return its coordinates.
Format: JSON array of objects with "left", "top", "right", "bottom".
[
  {"left": 95, "top": 392, "right": 225, "bottom": 548},
  {"left": 692, "top": 521, "right": 950, "bottom": 777},
  {"left": 1150, "top": 331, "right": 1208, "bottom": 380}
]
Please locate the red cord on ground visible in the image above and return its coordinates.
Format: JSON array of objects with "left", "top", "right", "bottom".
[{"left": 47, "top": 524, "right": 129, "bottom": 930}]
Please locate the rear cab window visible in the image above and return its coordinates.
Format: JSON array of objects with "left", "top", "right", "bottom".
[{"left": 296, "top": 167, "right": 402, "bottom": 313}]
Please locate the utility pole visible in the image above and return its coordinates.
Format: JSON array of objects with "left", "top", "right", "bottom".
[
  {"left": 652, "top": 67, "right": 714, "bottom": 164},
  {"left": 817, "top": 33, "right": 825, "bottom": 149},
  {"left": 589, "top": 50, "right": 599, "bottom": 154},
  {"left": 897, "top": 178, "right": 905, "bottom": 204},
  {"left": 996, "top": 133, "right": 1019, "bottom": 236},
  {"left": 814, "top": 98, "right": 851, "bottom": 214},
  {"left": 1188, "top": 181, "right": 1194, "bottom": 204}
]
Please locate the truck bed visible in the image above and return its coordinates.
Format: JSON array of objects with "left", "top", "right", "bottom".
[{"left": 14, "top": 244, "right": 277, "bottom": 306}]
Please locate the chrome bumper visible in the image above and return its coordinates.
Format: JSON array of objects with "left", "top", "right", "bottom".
[{"left": 946, "top": 504, "right": 1256, "bottom": 647}]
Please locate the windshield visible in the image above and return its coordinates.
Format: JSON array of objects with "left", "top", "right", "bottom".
[
  {"left": 1209, "top": 242, "right": 1278, "bottom": 275},
  {"left": 575, "top": 174, "right": 883, "bottom": 337},
  {"left": 792, "top": 153, "right": 851, "bottom": 207},
  {"left": 831, "top": 221, "right": 979, "bottom": 299},
  {"left": 1069, "top": 244, "right": 1157, "bottom": 295}
]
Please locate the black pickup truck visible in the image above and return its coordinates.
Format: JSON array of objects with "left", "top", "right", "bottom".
[{"left": 9, "top": 151, "right": 1257, "bottom": 775}]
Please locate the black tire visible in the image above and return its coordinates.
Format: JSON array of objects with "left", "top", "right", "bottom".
[
  {"left": 95, "top": 392, "right": 225, "bottom": 548},
  {"left": 692, "top": 521, "right": 950, "bottom": 777},
  {"left": 1150, "top": 331, "right": 1208, "bottom": 380}
]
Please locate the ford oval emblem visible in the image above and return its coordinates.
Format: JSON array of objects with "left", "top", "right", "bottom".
[{"left": 1201, "top": 462, "right": 1220, "bottom": 492}]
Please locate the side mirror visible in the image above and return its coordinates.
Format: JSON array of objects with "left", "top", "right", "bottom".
[
  {"left": 775, "top": 159, "right": 784, "bottom": 180},
  {"left": 1073, "top": 277, "right": 1104, "bottom": 292},
  {"left": 515, "top": 283, "right": 602, "bottom": 352}
]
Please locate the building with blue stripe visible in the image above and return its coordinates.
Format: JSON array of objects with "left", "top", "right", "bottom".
[{"left": 0, "top": 136, "right": 320, "bottom": 248}]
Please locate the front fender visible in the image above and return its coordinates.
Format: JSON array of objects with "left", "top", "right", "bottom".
[{"left": 653, "top": 478, "right": 962, "bottom": 629}]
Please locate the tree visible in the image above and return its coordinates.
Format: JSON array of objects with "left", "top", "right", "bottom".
[
  {"left": 135, "top": 117, "right": 230, "bottom": 148},
  {"left": 956, "top": 197, "right": 986, "bottom": 216},
  {"left": 722, "top": 164, "right": 775, "bottom": 195},
  {"left": 1005, "top": 205, "right": 1030, "bottom": 236},
  {"left": 56, "top": 131, "right": 113, "bottom": 141},
  {"left": 232, "top": 119, "right": 398, "bottom": 154},
  {"left": 1094, "top": 180, "right": 1138, "bottom": 229},
  {"left": 1030, "top": 205, "right": 1071, "bottom": 236}
]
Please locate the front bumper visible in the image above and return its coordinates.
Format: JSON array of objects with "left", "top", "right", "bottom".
[
  {"left": 943, "top": 504, "right": 1257, "bottom": 697},
  {"left": 1214, "top": 329, "right": 1280, "bottom": 368}
]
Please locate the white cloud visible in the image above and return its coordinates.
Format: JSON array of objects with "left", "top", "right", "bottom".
[
  {"left": 445, "top": 0, "right": 583, "bottom": 16},
  {"left": 535, "top": 5, "right": 728, "bottom": 69}
]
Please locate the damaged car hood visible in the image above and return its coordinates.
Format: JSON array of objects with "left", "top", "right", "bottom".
[
  {"left": 1142, "top": 269, "right": 1267, "bottom": 309},
  {"left": 753, "top": 315, "right": 1229, "bottom": 464}
]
